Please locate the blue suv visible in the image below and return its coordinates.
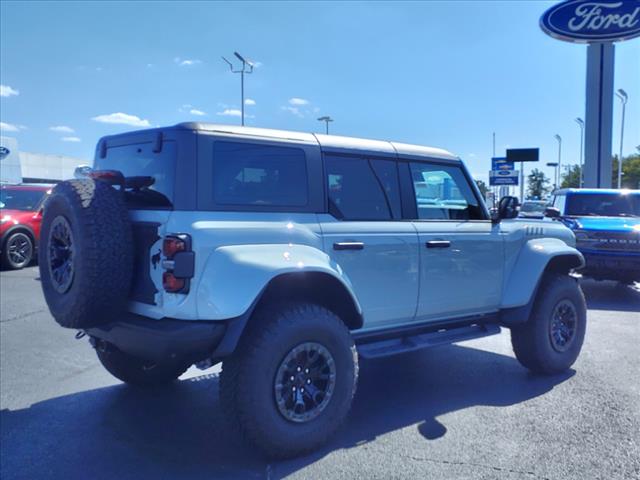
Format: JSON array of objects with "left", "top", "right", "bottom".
[{"left": 546, "top": 188, "right": 640, "bottom": 284}]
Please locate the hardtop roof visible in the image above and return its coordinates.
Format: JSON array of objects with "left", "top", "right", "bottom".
[{"left": 174, "top": 122, "right": 459, "bottom": 161}]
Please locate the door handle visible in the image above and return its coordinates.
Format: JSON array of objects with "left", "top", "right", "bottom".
[
  {"left": 426, "top": 240, "right": 451, "bottom": 249},
  {"left": 333, "top": 242, "right": 364, "bottom": 251}
]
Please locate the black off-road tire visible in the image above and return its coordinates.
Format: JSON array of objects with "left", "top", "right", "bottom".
[
  {"left": 1, "top": 231, "right": 34, "bottom": 270},
  {"left": 38, "top": 179, "right": 133, "bottom": 329},
  {"left": 220, "top": 303, "right": 358, "bottom": 459},
  {"left": 96, "top": 347, "right": 188, "bottom": 386},
  {"left": 511, "top": 274, "right": 587, "bottom": 375}
]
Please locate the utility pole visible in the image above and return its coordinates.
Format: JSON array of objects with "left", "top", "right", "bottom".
[
  {"left": 222, "top": 51, "right": 254, "bottom": 126},
  {"left": 615, "top": 89, "right": 628, "bottom": 188},
  {"left": 575, "top": 118, "right": 584, "bottom": 187},
  {"left": 317, "top": 116, "right": 334, "bottom": 135}
]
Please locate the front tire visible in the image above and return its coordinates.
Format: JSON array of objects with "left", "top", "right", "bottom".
[
  {"left": 2, "top": 232, "right": 33, "bottom": 270},
  {"left": 220, "top": 303, "right": 358, "bottom": 458},
  {"left": 96, "top": 346, "right": 188, "bottom": 386},
  {"left": 511, "top": 274, "right": 586, "bottom": 375}
]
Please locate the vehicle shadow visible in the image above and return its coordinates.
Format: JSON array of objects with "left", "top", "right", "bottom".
[
  {"left": 0, "top": 344, "right": 573, "bottom": 480},
  {"left": 580, "top": 278, "right": 640, "bottom": 313}
]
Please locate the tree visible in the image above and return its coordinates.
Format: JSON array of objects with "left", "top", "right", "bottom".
[
  {"left": 561, "top": 164, "right": 581, "bottom": 188},
  {"left": 612, "top": 153, "right": 640, "bottom": 189},
  {"left": 527, "top": 168, "right": 551, "bottom": 199},
  {"left": 475, "top": 179, "right": 489, "bottom": 199}
]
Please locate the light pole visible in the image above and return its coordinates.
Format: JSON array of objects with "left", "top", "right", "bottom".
[
  {"left": 575, "top": 118, "right": 584, "bottom": 187},
  {"left": 222, "top": 51, "right": 254, "bottom": 126},
  {"left": 547, "top": 162, "right": 559, "bottom": 190},
  {"left": 615, "top": 89, "right": 628, "bottom": 188},
  {"left": 317, "top": 116, "right": 334, "bottom": 135},
  {"left": 554, "top": 134, "right": 562, "bottom": 188}
]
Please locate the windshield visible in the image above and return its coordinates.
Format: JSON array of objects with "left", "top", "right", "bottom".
[
  {"left": 0, "top": 188, "right": 47, "bottom": 211},
  {"left": 521, "top": 202, "right": 546, "bottom": 213},
  {"left": 565, "top": 193, "right": 640, "bottom": 217}
]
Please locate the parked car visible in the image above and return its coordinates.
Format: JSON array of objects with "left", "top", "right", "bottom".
[
  {"left": 0, "top": 184, "right": 51, "bottom": 269},
  {"left": 38, "top": 123, "right": 586, "bottom": 458},
  {"left": 545, "top": 188, "right": 640, "bottom": 284},
  {"left": 518, "top": 200, "right": 548, "bottom": 219}
]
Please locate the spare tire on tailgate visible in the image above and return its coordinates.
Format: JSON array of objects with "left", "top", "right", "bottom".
[{"left": 39, "top": 178, "right": 133, "bottom": 329}]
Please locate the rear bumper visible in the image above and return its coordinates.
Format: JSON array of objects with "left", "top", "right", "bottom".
[
  {"left": 578, "top": 249, "right": 640, "bottom": 281},
  {"left": 85, "top": 314, "right": 226, "bottom": 364}
]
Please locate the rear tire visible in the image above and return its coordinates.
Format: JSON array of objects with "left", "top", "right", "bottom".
[
  {"left": 511, "top": 274, "right": 586, "bottom": 375},
  {"left": 96, "top": 346, "right": 188, "bottom": 386},
  {"left": 220, "top": 303, "right": 358, "bottom": 458},
  {"left": 1, "top": 232, "right": 33, "bottom": 270}
]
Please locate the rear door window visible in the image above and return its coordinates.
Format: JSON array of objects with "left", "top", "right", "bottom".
[{"left": 213, "top": 141, "right": 308, "bottom": 206}]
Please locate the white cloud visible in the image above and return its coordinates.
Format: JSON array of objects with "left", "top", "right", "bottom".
[
  {"left": 189, "top": 109, "right": 207, "bottom": 116},
  {"left": 0, "top": 85, "right": 19, "bottom": 97},
  {"left": 289, "top": 97, "right": 309, "bottom": 106},
  {"left": 50, "top": 125, "right": 75, "bottom": 133},
  {"left": 281, "top": 106, "right": 304, "bottom": 118},
  {"left": 0, "top": 122, "right": 21, "bottom": 132},
  {"left": 244, "top": 98, "right": 256, "bottom": 106},
  {"left": 92, "top": 112, "right": 151, "bottom": 127},
  {"left": 174, "top": 57, "right": 202, "bottom": 67},
  {"left": 217, "top": 108, "right": 242, "bottom": 117},
  {"left": 61, "top": 136, "right": 81, "bottom": 143}
]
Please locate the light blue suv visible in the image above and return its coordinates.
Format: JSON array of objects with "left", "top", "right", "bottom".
[{"left": 38, "top": 123, "right": 586, "bottom": 458}]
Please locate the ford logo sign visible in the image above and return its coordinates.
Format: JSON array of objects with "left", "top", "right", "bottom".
[
  {"left": 541, "top": 0, "right": 640, "bottom": 43},
  {"left": 0, "top": 146, "right": 10, "bottom": 161}
]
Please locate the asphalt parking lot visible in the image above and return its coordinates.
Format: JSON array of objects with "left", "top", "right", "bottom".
[{"left": 1, "top": 266, "right": 639, "bottom": 480}]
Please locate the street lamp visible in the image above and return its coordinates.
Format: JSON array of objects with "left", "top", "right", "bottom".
[
  {"left": 222, "top": 51, "right": 254, "bottom": 126},
  {"left": 615, "top": 88, "right": 628, "bottom": 189},
  {"left": 317, "top": 116, "right": 334, "bottom": 135},
  {"left": 547, "top": 162, "right": 559, "bottom": 190},
  {"left": 575, "top": 118, "right": 584, "bottom": 187},
  {"left": 554, "top": 134, "right": 562, "bottom": 188}
]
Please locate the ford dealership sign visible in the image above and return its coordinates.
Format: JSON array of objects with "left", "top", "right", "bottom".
[{"left": 541, "top": 0, "right": 640, "bottom": 43}]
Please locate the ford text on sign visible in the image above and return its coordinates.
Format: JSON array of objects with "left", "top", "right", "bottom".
[{"left": 541, "top": 0, "right": 640, "bottom": 43}]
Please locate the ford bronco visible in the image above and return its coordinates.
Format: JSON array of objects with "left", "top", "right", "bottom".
[
  {"left": 38, "top": 123, "right": 587, "bottom": 458},
  {"left": 545, "top": 188, "right": 640, "bottom": 284}
]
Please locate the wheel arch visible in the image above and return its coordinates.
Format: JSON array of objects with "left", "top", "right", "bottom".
[
  {"left": 500, "top": 239, "right": 584, "bottom": 327},
  {"left": 2, "top": 224, "right": 36, "bottom": 249},
  {"left": 211, "top": 270, "right": 363, "bottom": 359}
]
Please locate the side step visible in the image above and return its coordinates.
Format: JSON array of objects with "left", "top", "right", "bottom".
[{"left": 357, "top": 323, "right": 501, "bottom": 359}]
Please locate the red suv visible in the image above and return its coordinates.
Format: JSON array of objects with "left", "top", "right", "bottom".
[{"left": 0, "top": 184, "right": 51, "bottom": 269}]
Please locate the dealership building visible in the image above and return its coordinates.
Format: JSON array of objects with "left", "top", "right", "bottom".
[{"left": 0, "top": 136, "right": 89, "bottom": 184}]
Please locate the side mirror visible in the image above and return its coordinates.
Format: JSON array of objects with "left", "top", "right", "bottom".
[
  {"left": 497, "top": 196, "right": 519, "bottom": 221},
  {"left": 544, "top": 206, "right": 561, "bottom": 219}
]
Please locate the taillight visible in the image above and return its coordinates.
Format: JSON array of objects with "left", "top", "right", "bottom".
[
  {"left": 163, "top": 272, "right": 185, "bottom": 293},
  {"left": 162, "top": 234, "right": 194, "bottom": 294},
  {"left": 163, "top": 236, "right": 186, "bottom": 258}
]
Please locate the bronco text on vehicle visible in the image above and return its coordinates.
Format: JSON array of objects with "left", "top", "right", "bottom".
[{"left": 39, "top": 123, "right": 587, "bottom": 458}]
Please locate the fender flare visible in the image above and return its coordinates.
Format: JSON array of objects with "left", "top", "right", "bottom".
[
  {"left": 195, "top": 244, "right": 363, "bottom": 358},
  {"left": 500, "top": 238, "right": 584, "bottom": 326}
]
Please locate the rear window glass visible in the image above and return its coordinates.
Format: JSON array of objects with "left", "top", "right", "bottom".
[
  {"left": 95, "top": 141, "right": 176, "bottom": 206},
  {"left": 213, "top": 141, "right": 308, "bottom": 206}
]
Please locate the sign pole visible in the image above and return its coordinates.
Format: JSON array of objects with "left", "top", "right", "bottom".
[{"left": 584, "top": 42, "right": 615, "bottom": 188}]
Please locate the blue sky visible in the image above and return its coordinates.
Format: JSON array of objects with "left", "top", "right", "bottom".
[{"left": 1, "top": 1, "right": 638, "bottom": 183}]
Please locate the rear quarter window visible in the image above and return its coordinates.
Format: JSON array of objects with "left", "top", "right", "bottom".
[{"left": 212, "top": 141, "right": 308, "bottom": 206}]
